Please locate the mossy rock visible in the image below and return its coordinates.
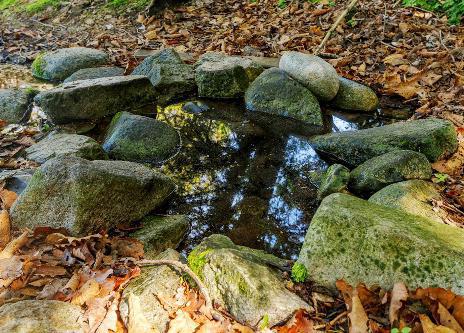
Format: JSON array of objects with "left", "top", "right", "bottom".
[
  {"left": 63, "top": 66, "right": 124, "bottom": 83},
  {"left": 132, "top": 48, "right": 184, "bottom": 76},
  {"left": 297, "top": 193, "right": 464, "bottom": 294},
  {"left": 332, "top": 77, "right": 379, "bottom": 112},
  {"left": 317, "top": 163, "right": 350, "bottom": 200},
  {"left": 348, "top": 150, "right": 432, "bottom": 196},
  {"left": 0, "top": 87, "right": 38, "bottom": 124}
]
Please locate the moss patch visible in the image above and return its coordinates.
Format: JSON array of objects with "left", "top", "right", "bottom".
[
  {"left": 291, "top": 263, "right": 308, "bottom": 283},
  {"left": 26, "top": 0, "right": 60, "bottom": 12},
  {"left": 31, "top": 53, "right": 46, "bottom": 78},
  {"left": 0, "top": 0, "right": 17, "bottom": 10},
  {"left": 187, "top": 248, "right": 212, "bottom": 279}
]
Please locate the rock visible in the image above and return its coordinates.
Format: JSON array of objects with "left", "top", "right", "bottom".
[
  {"left": 63, "top": 66, "right": 124, "bottom": 83},
  {"left": 188, "top": 234, "right": 309, "bottom": 327},
  {"left": 35, "top": 75, "right": 157, "bottom": 124},
  {"left": 0, "top": 300, "right": 85, "bottom": 333},
  {"left": 195, "top": 55, "right": 264, "bottom": 98},
  {"left": 279, "top": 51, "right": 339, "bottom": 101},
  {"left": 10, "top": 156, "right": 175, "bottom": 235},
  {"left": 148, "top": 64, "right": 196, "bottom": 105},
  {"left": 348, "top": 150, "right": 432, "bottom": 196},
  {"left": 102, "top": 112, "right": 180, "bottom": 164},
  {"left": 0, "top": 169, "right": 34, "bottom": 195},
  {"left": 244, "top": 56, "right": 280, "bottom": 68},
  {"left": 26, "top": 133, "right": 106, "bottom": 164},
  {"left": 130, "top": 215, "right": 189, "bottom": 256},
  {"left": 311, "top": 118, "right": 458, "bottom": 166},
  {"left": 332, "top": 77, "right": 379, "bottom": 112},
  {"left": 317, "top": 164, "right": 350, "bottom": 200},
  {"left": 0, "top": 88, "right": 38, "bottom": 123},
  {"left": 132, "top": 48, "right": 183, "bottom": 76},
  {"left": 297, "top": 193, "right": 464, "bottom": 294},
  {"left": 31, "top": 47, "right": 109, "bottom": 82},
  {"left": 120, "top": 249, "right": 185, "bottom": 333},
  {"left": 245, "top": 68, "right": 323, "bottom": 126},
  {"left": 369, "top": 180, "right": 444, "bottom": 223}
]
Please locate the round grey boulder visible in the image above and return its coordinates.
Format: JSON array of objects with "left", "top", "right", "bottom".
[
  {"left": 63, "top": 66, "right": 124, "bottom": 83},
  {"left": 0, "top": 88, "right": 38, "bottom": 124},
  {"left": 332, "top": 77, "right": 379, "bottom": 112}
]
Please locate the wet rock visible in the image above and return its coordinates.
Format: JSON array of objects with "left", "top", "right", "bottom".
[
  {"left": 10, "top": 156, "right": 175, "bottom": 235},
  {"left": 188, "top": 234, "right": 309, "bottom": 327},
  {"left": 26, "top": 133, "right": 106, "bottom": 164},
  {"left": 317, "top": 164, "right": 350, "bottom": 200},
  {"left": 349, "top": 150, "right": 432, "bottom": 196},
  {"left": 120, "top": 249, "right": 185, "bottom": 333},
  {"left": 279, "top": 51, "right": 339, "bottom": 101},
  {"left": 132, "top": 48, "right": 183, "bottom": 75},
  {"left": 0, "top": 169, "right": 34, "bottom": 195},
  {"left": 311, "top": 118, "right": 458, "bottom": 166},
  {"left": 35, "top": 75, "right": 157, "bottom": 124},
  {"left": 102, "top": 112, "right": 180, "bottom": 164},
  {"left": 195, "top": 55, "right": 264, "bottom": 98},
  {"left": 0, "top": 300, "right": 85, "bottom": 333},
  {"left": 297, "top": 193, "right": 464, "bottom": 294},
  {"left": 0, "top": 88, "right": 38, "bottom": 124},
  {"left": 369, "top": 180, "right": 444, "bottom": 223},
  {"left": 245, "top": 68, "right": 323, "bottom": 126},
  {"left": 332, "top": 77, "right": 379, "bottom": 112},
  {"left": 130, "top": 215, "right": 189, "bottom": 256},
  {"left": 63, "top": 66, "right": 124, "bottom": 83},
  {"left": 31, "top": 47, "right": 109, "bottom": 82}
]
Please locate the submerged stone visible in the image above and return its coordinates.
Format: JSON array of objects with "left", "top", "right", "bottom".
[
  {"left": 349, "top": 150, "right": 432, "bottom": 196},
  {"left": 35, "top": 75, "right": 157, "bottom": 124},
  {"left": 31, "top": 47, "right": 109, "bottom": 82},
  {"left": 103, "top": 112, "right": 180, "bottom": 164},
  {"left": 332, "top": 77, "right": 379, "bottom": 112},
  {"left": 297, "top": 193, "right": 464, "bottom": 294},
  {"left": 0, "top": 88, "right": 38, "bottom": 124},
  {"left": 245, "top": 68, "right": 323, "bottom": 126},
  {"left": 10, "top": 156, "right": 175, "bottom": 235},
  {"left": 311, "top": 118, "right": 458, "bottom": 166},
  {"left": 317, "top": 164, "right": 350, "bottom": 200},
  {"left": 63, "top": 66, "right": 124, "bottom": 83},
  {"left": 279, "top": 51, "right": 339, "bottom": 101}
]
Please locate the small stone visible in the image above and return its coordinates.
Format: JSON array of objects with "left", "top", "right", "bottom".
[
  {"left": 102, "top": 112, "right": 180, "bottom": 164},
  {"left": 279, "top": 51, "right": 339, "bottom": 101},
  {"left": 349, "top": 150, "right": 432, "bottom": 196},
  {"left": 332, "top": 77, "right": 379, "bottom": 112},
  {"left": 0, "top": 88, "right": 38, "bottom": 124},
  {"left": 132, "top": 48, "right": 183, "bottom": 76},
  {"left": 63, "top": 66, "right": 124, "bottom": 83},
  {"left": 317, "top": 164, "right": 350, "bottom": 200}
]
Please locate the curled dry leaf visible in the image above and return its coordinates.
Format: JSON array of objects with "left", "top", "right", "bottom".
[
  {"left": 420, "top": 314, "right": 456, "bottom": 333},
  {"left": 348, "top": 291, "right": 368, "bottom": 333},
  {"left": 389, "top": 282, "right": 408, "bottom": 324},
  {"left": 0, "top": 210, "right": 11, "bottom": 249},
  {"left": 0, "top": 231, "right": 29, "bottom": 260},
  {"left": 437, "top": 303, "right": 464, "bottom": 333},
  {"left": 0, "top": 189, "right": 17, "bottom": 210},
  {"left": 167, "top": 310, "right": 199, "bottom": 333},
  {"left": 71, "top": 278, "right": 100, "bottom": 306}
]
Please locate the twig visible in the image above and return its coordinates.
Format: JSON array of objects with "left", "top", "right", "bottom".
[{"left": 314, "top": 0, "right": 359, "bottom": 55}]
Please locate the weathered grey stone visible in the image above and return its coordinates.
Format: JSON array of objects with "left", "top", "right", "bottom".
[
  {"left": 317, "top": 164, "right": 350, "bottom": 200},
  {"left": 297, "top": 193, "right": 464, "bottom": 294},
  {"left": 26, "top": 133, "right": 106, "bottom": 164},
  {"left": 0, "top": 300, "right": 85, "bottom": 333},
  {"left": 130, "top": 215, "right": 189, "bottom": 256},
  {"left": 369, "top": 180, "right": 444, "bottom": 223},
  {"left": 132, "top": 48, "right": 183, "bottom": 76},
  {"left": 0, "top": 169, "right": 34, "bottom": 195},
  {"left": 332, "top": 77, "right": 379, "bottom": 112},
  {"left": 349, "top": 150, "right": 432, "bottom": 196},
  {"left": 279, "top": 51, "right": 339, "bottom": 101},
  {"left": 245, "top": 68, "right": 323, "bottom": 126},
  {"left": 10, "top": 156, "right": 175, "bottom": 235},
  {"left": 188, "top": 234, "right": 309, "bottom": 327},
  {"left": 311, "top": 118, "right": 458, "bottom": 166},
  {"left": 148, "top": 64, "right": 196, "bottom": 105},
  {"left": 35, "top": 75, "right": 157, "bottom": 124},
  {"left": 195, "top": 55, "right": 264, "bottom": 98},
  {"left": 103, "top": 112, "right": 180, "bottom": 164},
  {"left": 31, "top": 47, "right": 109, "bottom": 82},
  {"left": 63, "top": 66, "right": 124, "bottom": 83},
  {"left": 0, "top": 88, "right": 38, "bottom": 123}
]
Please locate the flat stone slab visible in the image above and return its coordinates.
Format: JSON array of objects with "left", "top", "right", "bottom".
[
  {"left": 63, "top": 66, "right": 124, "bottom": 83},
  {"left": 0, "top": 88, "right": 38, "bottom": 124}
]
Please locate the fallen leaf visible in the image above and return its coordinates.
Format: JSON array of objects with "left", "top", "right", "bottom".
[
  {"left": 71, "top": 279, "right": 100, "bottom": 305},
  {"left": 437, "top": 303, "right": 464, "bottom": 333},
  {"left": 0, "top": 189, "right": 17, "bottom": 210},
  {"left": 389, "top": 282, "right": 408, "bottom": 324},
  {"left": 127, "top": 293, "right": 159, "bottom": 333},
  {"left": 167, "top": 310, "right": 199, "bottom": 333},
  {"left": 348, "top": 291, "right": 369, "bottom": 333},
  {"left": 274, "top": 309, "right": 313, "bottom": 333},
  {"left": 0, "top": 231, "right": 29, "bottom": 260},
  {"left": 420, "top": 314, "right": 456, "bottom": 333},
  {"left": 0, "top": 210, "right": 11, "bottom": 249}
]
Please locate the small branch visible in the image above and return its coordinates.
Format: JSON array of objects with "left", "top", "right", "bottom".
[{"left": 314, "top": 0, "right": 359, "bottom": 56}]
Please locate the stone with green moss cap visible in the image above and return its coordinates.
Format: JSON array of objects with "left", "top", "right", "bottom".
[
  {"left": 0, "top": 88, "right": 38, "bottom": 124},
  {"left": 31, "top": 47, "right": 109, "bottom": 82},
  {"left": 311, "top": 118, "right": 457, "bottom": 167},
  {"left": 348, "top": 150, "right": 432, "bottom": 196},
  {"left": 187, "top": 234, "right": 309, "bottom": 327},
  {"left": 332, "top": 77, "right": 379, "bottom": 112},
  {"left": 317, "top": 164, "right": 350, "bottom": 200},
  {"left": 297, "top": 193, "right": 464, "bottom": 294},
  {"left": 10, "top": 156, "right": 175, "bottom": 235}
]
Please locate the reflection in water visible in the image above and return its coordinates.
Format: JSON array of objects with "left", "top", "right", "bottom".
[{"left": 330, "top": 110, "right": 394, "bottom": 132}]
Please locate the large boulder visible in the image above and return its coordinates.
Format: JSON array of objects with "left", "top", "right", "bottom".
[
  {"left": 279, "top": 51, "right": 339, "bottom": 101},
  {"left": 348, "top": 150, "right": 432, "bottom": 196},
  {"left": 0, "top": 300, "right": 85, "bottom": 333},
  {"left": 311, "top": 118, "right": 458, "bottom": 167},
  {"left": 188, "top": 234, "right": 309, "bottom": 327},
  {"left": 35, "top": 75, "right": 157, "bottom": 124},
  {"left": 10, "top": 156, "right": 175, "bottom": 235},
  {"left": 195, "top": 54, "right": 264, "bottom": 98},
  {"left": 0, "top": 88, "right": 38, "bottom": 123},
  {"left": 63, "top": 66, "right": 124, "bottom": 83},
  {"left": 297, "top": 193, "right": 464, "bottom": 294},
  {"left": 26, "top": 133, "right": 106, "bottom": 164},
  {"left": 245, "top": 68, "right": 323, "bottom": 126},
  {"left": 332, "top": 77, "right": 379, "bottom": 112},
  {"left": 102, "top": 112, "right": 180, "bottom": 164},
  {"left": 317, "top": 163, "right": 350, "bottom": 200},
  {"left": 369, "top": 180, "right": 444, "bottom": 223},
  {"left": 31, "top": 47, "right": 109, "bottom": 82}
]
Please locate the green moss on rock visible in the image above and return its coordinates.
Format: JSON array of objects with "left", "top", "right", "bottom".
[{"left": 317, "top": 163, "right": 350, "bottom": 200}]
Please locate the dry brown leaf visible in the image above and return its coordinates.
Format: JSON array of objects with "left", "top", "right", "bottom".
[
  {"left": 127, "top": 293, "right": 159, "bottom": 333},
  {"left": 420, "top": 314, "right": 457, "bottom": 333},
  {"left": 0, "top": 210, "right": 11, "bottom": 249},
  {"left": 167, "top": 310, "right": 199, "bottom": 333},
  {"left": 437, "top": 303, "right": 464, "bottom": 333},
  {"left": 71, "top": 279, "right": 100, "bottom": 305},
  {"left": 34, "top": 265, "right": 67, "bottom": 277},
  {"left": 389, "top": 282, "right": 408, "bottom": 324},
  {"left": 348, "top": 291, "right": 368, "bottom": 333},
  {"left": 95, "top": 293, "right": 120, "bottom": 333},
  {"left": 0, "top": 231, "right": 29, "bottom": 260},
  {"left": 384, "top": 54, "right": 408, "bottom": 66},
  {"left": 0, "top": 189, "right": 17, "bottom": 210}
]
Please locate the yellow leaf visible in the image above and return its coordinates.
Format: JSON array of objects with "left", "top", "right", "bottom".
[
  {"left": 167, "top": 310, "right": 199, "bottom": 333},
  {"left": 0, "top": 210, "right": 10, "bottom": 250},
  {"left": 420, "top": 314, "right": 457, "bottom": 333},
  {"left": 0, "top": 189, "right": 17, "bottom": 211},
  {"left": 438, "top": 303, "right": 464, "bottom": 333},
  {"left": 127, "top": 293, "right": 159, "bottom": 333},
  {"left": 71, "top": 279, "right": 100, "bottom": 306},
  {"left": 348, "top": 291, "right": 368, "bottom": 333}
]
